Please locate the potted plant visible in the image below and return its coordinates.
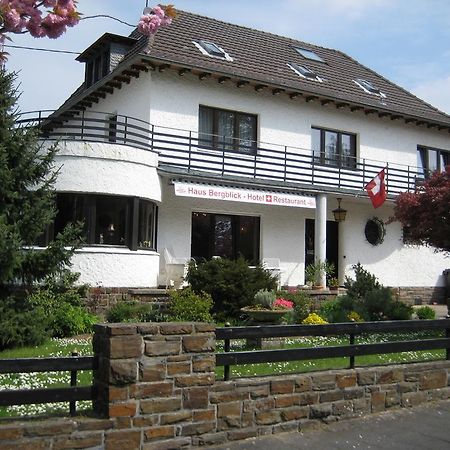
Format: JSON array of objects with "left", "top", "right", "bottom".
[
  {"left": 305, "top": 261, "right": 335, "bottom": 290},
  {"left": 241, "top": 289, "right": 294, "bottom": 323},
  {"left": 329, "top": 277, "right": 339, "bottom": 291}
]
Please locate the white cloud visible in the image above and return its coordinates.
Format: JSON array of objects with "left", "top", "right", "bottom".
[{"left": 412, "top": 75, "right": 450, "bottom": 115}]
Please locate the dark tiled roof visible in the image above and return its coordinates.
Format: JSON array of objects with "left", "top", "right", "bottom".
[
  {"left": 54, "top": 10, "right": 450, "bottom": 127},
  {"left": 145, "top": 11, "right": 450, "bottom": 124}
]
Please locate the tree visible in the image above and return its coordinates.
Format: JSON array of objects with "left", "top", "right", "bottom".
[
  {"left": 0, "top": 69, "right": 80, "bottom": 291},
  {"left": 392, "top": 166, "right": 450, "bottom": 253},
  {"left": 0, "top": 2, "right": 176, "bottom": 52}
]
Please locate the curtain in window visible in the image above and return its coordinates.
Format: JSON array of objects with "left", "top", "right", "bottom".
[
  {"left": 199, "top": 106, "right": 214, "bottom": 148},
  {"left": 217, "top": 110, "right": 234, "bottom": 151},
  {"left": 324, "top": 131, "right": 338, "bottom": 165},
  {"left": 237, "top": 115, "right": 256, "bottom": 154}
]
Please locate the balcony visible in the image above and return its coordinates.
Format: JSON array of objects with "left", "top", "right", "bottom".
[{"left": 18, "top": 110, "right": 424, "bottom": 197}]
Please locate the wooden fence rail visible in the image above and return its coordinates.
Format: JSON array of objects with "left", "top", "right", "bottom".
[
  {"left": 215, "top": 319, "right": 450, "bottom": 380},
  {"left": 0, "top": 353, "right": 96, "bottom": 416}
]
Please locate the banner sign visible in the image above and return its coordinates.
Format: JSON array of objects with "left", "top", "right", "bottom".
[{"left": 173, "top": 182, "right": 316, "bottom": 209}]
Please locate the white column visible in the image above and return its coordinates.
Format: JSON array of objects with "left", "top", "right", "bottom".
[{"left": 314, "top": 193, "right": 327, "bottom": 286}]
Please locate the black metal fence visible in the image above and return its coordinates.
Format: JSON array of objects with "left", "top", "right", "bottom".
[
  {"left": 215, "top": 319, "right": 450, "bottom": 380},
  {"left": 16, "top": 110, "right": 426, "bottom": 196},
  {"left": 0, "top": 352, "right": 96, "bottom": 416}
]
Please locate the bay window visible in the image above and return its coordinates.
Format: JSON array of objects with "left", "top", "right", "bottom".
[{"left": 52, "top": 193, "right": 157, "bottom": 250}]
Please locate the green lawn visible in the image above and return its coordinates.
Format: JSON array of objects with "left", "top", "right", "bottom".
[
  {"left": 0, "top": 336, "right": 93, "bottom": 418},
  {"left": 215, "top": 331, "right": 446, "bottom": 379}
]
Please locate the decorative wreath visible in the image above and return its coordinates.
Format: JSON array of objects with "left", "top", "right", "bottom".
[{"left": 364, "top": 217, "right": 386, "bottom": 246}]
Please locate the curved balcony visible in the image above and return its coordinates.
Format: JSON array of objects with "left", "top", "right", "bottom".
[{"left": 18, "top": 110, "right": 424, "bottom": 197}]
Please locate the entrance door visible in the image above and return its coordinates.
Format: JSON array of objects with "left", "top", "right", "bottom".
[{"left": 305, "top": 219, "right": 339, "bottom": 278}]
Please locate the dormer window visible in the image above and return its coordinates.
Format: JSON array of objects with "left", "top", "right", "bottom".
[
  {"left": 354, "top": 78, "right": 386, "bottom": 98},
  {"left": 77, "top": 33, "right": 137, "bottom": 88},
  {"left": 194, "top": 40, "right": 233, "bottom": 61},
  {"left": 293, "top": 46, "right": 324, "bottom": 62},
  {"left": 288, "top": 63, "right": 323, "bottom": 82}
]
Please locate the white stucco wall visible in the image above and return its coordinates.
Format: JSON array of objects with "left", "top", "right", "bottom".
[
  {"left": 340, "top": 199, "right": 449, "bottom": 288},
  {"left": 51, "top": 141, "right": 161, "bottom": 201},
  {"left": 71, "top": 247, "right": 159, "bottom": 287}
]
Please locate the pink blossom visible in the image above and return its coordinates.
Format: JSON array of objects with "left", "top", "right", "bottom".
[
  {"left": 151, "top": 5, "right": 165, "bottom": 18},
  {"left": 3, "top": 9, "right": 23, "bottom": 31},
  {"left": 137, "top": 13, "right": 162, "bottom": 35}
]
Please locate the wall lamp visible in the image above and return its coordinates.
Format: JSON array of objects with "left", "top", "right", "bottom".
[{"left": 332, "top": 197, "right": 347, "bottom": 223}]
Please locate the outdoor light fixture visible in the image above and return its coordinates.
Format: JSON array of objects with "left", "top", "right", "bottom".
[{"left": 332, "top": 197, "right": 347, "bottom": 223}]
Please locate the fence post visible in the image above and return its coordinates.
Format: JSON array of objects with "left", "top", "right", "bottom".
[
  {"left": 224, "top": 322, "right": 231, "bottom": 381},
  {"left": 283, "top": 146, "right": 287, "bottom": 182},
  {"left": 69, "top": 351, "right": 78, "bottom": 416},
  {"left": 349, "top": 333, "right": 355, "bottom": 369},
  {"left": 124, "top": 116, "right": 128, "bottom": 144},
  {"left": 80, "top": 111, "right": 85, "bottom": 140}
]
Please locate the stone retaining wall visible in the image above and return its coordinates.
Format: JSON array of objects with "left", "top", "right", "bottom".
[{"left": 1, "top": 323, "right": 449, "bottom": 450}]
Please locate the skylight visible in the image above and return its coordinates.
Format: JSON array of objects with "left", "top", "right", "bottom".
[
  {"left": 194, "top": 40, "right": 233, "bottom": 61},
  {"left": 354, "top": 78, "right": 386, "bottom": 98},
  {"left": 293, "top": 47, "right": 324, "bottom": 63},
  {"left": 288, "top": 63, "right": 323, "bottom": 82}
]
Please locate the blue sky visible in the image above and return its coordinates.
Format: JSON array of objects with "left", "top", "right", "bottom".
[{"left": 6, "top": 0, "right": 450, "bottom": 114}]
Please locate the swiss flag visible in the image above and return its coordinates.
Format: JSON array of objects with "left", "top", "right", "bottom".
[{"left": 365, "top": 168, "right": 387, "bottom": 209}]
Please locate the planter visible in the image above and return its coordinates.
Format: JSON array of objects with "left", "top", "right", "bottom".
[{"left": 240, "top": 308, "right": 289, "bottom": 324}]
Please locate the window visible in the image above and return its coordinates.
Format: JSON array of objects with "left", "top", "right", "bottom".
[
  {"left": 199, "top": 105, "right": 257, "bottom": 155},
  {"left": 293, "top": 47, "right": 324, "bottom": 62},
  {"left": 191, "top": 212, "right": 260, "bottom": 265},
  {"left": 417, "top": 146, "right": 450, "bottom": 177},
  {"left": 311, "top": 127, "right": 357, "bottom": 168},
  {"left": 52, "top": 193, "right": 157, "bottom": 250},
  {"left": 354, "top": 79, "right": 386, "bottom": 98},
  {"left": 194, "top": 40, "right": 233, "bottom": 61},
  {"left": 288, "top": 63, "right": 323, "bottom": 82},
  {"left": 85, "top": 50, "right": 111, "bottom": 87}
]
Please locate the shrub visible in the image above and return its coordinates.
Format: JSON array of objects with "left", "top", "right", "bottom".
[
  {"left": 302, "top": 312, "right": 328, "bottom": 324},
  {"left": 416, "top": 306, "right": 436, "bottom": 320},
  {"left": 168, "top": 287, "right": 213, "bottom": 322},
  {"left": 344, "top": 263, "right": 380, "bottom": 300},
  {"left": 277, "top": 289, "right": 312, "bottom": 323},
  {"left": 389, "top": 301, "right": 413, "bottom": 320},
  {"left": 107, "top": 301, "right": 163, "bottom": 323},
  {"left": 319, "top": 296, "right": 356, "bottom": 323},
  {"left": 254, "top": 289, "right": 276, "bottom": 308},
  {"left": 347, "top": 311, "right": 364, "bottom": 322},
  {"left": 28, "top": 278, "right": 98, "bottom": 338},
  {"left": 186, "top": 257, "right": 277, "bottom": 320},
  {"left": 0, "top": 294, "right": 50, "bottom": 350}
]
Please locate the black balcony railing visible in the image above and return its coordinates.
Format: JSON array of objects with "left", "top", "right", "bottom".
[{"left": 17, "top": 110, "right": 425, "bottom": 196}]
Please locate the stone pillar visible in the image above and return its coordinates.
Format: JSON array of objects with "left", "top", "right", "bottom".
[
  {"left": 93, "top": 322, "right": 216, "bottom": 449},
  {"left": 314, "top": 193, "right": 327, "bottom": 286}
]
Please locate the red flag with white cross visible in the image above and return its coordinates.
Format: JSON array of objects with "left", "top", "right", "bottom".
[{"left": 365, "top": 168, "right": 387, "bottom": 208}]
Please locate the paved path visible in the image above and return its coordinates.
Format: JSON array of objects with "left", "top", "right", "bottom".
[{"left": 211, "top": 400, "right": 450, "bottom": 450}]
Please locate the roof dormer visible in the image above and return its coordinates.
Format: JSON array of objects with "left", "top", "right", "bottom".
[{"left": 77, "top": 33, "right": 137, "bottom": 88}]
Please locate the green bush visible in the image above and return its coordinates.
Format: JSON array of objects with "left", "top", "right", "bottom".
[
  {"left": 28, "top": 279, "right": 98, "bottom": 337},
  {"left": 277, "top": 289, "right": 312, "bottom": 323},
  {"left": 389, "top": 301, "right": 413, "bottom": 320},
  {"left": 415, "top": 306, "right": 436, "bottom": 320},
  {"left": 168, "top": 288, "right": 213, "bottom": 322},
  {"left": 186, "top": 257, "right": 277, "bottom": 320},
  {"left": 106, "top": 301, "right": 164, "bottom": 323},
  {"left": 0, "top": 294, "right": 49, "bottom": 350},
  {"left": 319, "top": 296, "right": 357, "bottom": 323},
  {"left": 344, "top": 263, "right": 380, "bottom": 300}
]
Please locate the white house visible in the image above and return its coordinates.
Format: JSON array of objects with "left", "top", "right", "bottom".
[{"left": 29, "top": 10, "right": 449, "bottom": 302}]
